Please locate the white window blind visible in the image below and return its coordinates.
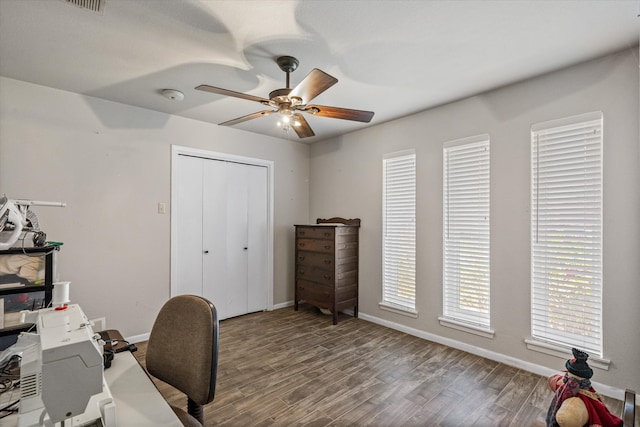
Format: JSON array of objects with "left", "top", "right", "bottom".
[
  {"left": 382, "top": 151, "right": 416, "bottom": 312},
  {"left": 531, "top": 112, "right": 603, "bottom": 357},
  {"left": 442, "top": 135, "right": 491, "bottom": 330}
]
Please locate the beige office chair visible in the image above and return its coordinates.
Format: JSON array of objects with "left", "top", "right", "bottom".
[{"left": 146, "top": 295, "right": 219, "bottom": 427}]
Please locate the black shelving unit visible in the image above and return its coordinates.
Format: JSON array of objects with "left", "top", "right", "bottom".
[{"left": 0, "top": 245, "right": 59, "bottom": 346}]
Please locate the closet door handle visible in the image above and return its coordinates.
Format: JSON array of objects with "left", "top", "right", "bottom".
[{"left": 203, "top": 250, "right": 209, "bottom": 254}]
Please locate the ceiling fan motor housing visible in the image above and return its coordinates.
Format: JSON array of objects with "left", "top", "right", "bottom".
[{"left": 269, "top": 88, "right": 292, "bottom": 99}]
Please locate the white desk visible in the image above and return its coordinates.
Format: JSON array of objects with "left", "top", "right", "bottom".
[
  {"left": 0, "top": 350, "right": 182, "bottom": 426},
  {"left": 103, "top": 349, "right": 182, "bottom": 426}
]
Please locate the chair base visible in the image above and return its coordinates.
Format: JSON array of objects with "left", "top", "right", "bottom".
[
  {"left": 187, "top": 397, "right": 204, "bottom": 425},
  {"left": 171, "top": 404, "right": 202, "bottom": 427}
]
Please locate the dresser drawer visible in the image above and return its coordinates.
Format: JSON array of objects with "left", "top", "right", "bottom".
[
  {"left": 296, "top": 251, "right": 334, "bottom": 269},
  {"left": 296, "top": 265, "right": 334, "bottom": 285},
  {"left": 296, "top": 227, "right": 335, "bottom": 240},
  {"left": 296, "top": 279, "right": 334, "bottom": 301},
  {"left": 296, "top": 238, "right": 334, "bottom": 253}
]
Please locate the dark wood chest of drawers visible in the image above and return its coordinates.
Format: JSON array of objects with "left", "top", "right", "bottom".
[{"left": 294, "top": 218, "right": 360, "bottom": 324}]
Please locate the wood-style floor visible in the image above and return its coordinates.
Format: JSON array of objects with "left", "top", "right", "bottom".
[{"left": 134, "top": 304, "right": 630, "bottom": 427}]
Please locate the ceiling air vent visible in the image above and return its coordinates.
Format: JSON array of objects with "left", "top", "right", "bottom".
[{"left": 62, "top": 0, "right": 105, "bottom": 14}]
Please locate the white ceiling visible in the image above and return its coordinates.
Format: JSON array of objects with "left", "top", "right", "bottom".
[{"left": 0, "top": 0, "right": 638, "bottom": 143}]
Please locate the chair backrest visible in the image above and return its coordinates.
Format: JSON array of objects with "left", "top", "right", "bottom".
[{"left": 146, "top": 295, "right": 219, "bottom": 406}]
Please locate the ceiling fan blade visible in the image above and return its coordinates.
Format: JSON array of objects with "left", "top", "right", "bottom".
[
  {"left": 289, "top": 69, "right": 338, "bottom": 104},
  {"left": 219, "top": 110, "right": 276, "bottom": 127},
  {"left": 195, "top": 84, "right": 270, "bottom": 104},
  {"left": 305, "top": 105, "right": 374, "bottom": 123},
  {"left": 292, "top": 114, "right": 315, "bottom": 138}
]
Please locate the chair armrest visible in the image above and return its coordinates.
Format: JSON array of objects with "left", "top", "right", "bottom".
[{"left": 623, "top": 389, "right": 636, "bottom": 427}]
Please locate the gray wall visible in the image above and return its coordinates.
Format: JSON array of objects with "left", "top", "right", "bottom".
[
  {"left": 0, "top": 77, "right": 310, "bottom": 337},
  {"left": 309, "top": 48, "right": 640, "bottom": 393}
]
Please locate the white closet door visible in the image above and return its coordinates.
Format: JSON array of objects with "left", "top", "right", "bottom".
[
  {"left": 246, "top": 164, "right": 268, "bottom": 313},
  {"left": 173, "top": 153, "right": 269, "bottom": 320},
  {"left": 174, "top": 155, "right": 204, "bottom": 296},
  {"left": 202, "top": 160, "right": 231, "bottom": 318},
  {"left": 222, "top": 162, "right": 249, "bottom": 318}
]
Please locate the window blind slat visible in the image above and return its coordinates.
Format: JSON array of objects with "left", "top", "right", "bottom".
[{"left": 531, "top": 112, "right": 603, "bottom": 356}]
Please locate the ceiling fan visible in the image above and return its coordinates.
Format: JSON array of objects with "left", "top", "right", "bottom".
[{"left": 195, "top": 56, "right": 374, "bottom": 139}]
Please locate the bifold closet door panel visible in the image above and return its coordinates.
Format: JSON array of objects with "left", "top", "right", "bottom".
[
  {"left": 246, "top": 164, "right": 268, "bottom": 314},
  {"left": 202, "top": 160, "right": 234, "bottom": 319},
  {"left": 222, "top": 162, "right": 249, "bottom": 319},
  {"left": 174, "top": 155, "right": 205, "bottom": 297}
]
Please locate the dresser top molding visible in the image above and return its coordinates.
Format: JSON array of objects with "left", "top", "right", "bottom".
[{"left": 315, "top": 217, "right": 361, "bottom": 227}]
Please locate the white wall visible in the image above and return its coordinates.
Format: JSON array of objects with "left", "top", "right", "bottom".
[
  {"left": 309, "top": 48, "right": 640, "bottom": 393},
  {"left": 0, "top": 77, "right": 310, "bottom": 337}
]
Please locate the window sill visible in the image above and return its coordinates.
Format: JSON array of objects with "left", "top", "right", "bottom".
[
  {"left": 379, "top": 302, "right": 418, "bottom": 318},
  {"left": 524, "top": 338, "right": 611, "bottom": 371},
  {"left": 438, "top": 317, "right": 495, "bottom": 339}
]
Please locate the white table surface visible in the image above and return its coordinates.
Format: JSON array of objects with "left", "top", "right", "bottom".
[
  {"left": 103, "top": 349, "right": 183, "bottom": 426},
  {"left": 0, "top": 350, "right": 182, "bottom": 426}
]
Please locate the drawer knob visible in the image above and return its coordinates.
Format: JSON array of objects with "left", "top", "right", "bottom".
[
  {"left": 299, "top": 256, "right": 305, "bottom": 261},
  {"left": 324, "top": 232, "right": 331, "bottom": 237},
  {"left": 324, "top": 274, "right": 331, "bottom": 280},
  {"left": 300, "top": 243, "right": 305, "bottom": 247},
  {"left": 324, "top": 259, "right": 331, "bottom": 265},
  {"left": 324, "top": 245, "right": 330, "bottom": 250},
  {"left": 300, "top": 231, "right": 305, "bottom": 236}
]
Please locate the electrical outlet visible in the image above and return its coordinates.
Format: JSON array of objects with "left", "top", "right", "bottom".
[
  {"left": 91, "top": 317, "right": 106, "bottom": 332},
  {"left": 158, "top": 202, "right": 166, "bottom": 214}
]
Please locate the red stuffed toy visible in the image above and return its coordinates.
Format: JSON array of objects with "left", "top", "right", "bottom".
[{"left": 545, "top": 348, "right": 622, "bottom": 427}]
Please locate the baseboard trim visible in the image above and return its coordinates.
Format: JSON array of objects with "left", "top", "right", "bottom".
[
  {"left": 126, "top": 332, "right": 150, "bottom": 344},
  {"left": 357, "top": 312, "right": 624, "bottom": 401},
  {"left": 273, "top": 300, "right": 294, "bottom": 310}
]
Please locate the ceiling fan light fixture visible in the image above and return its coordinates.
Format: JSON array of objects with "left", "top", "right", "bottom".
[{"left": 278, "top": 105, "right": 294, "bottom": 124}]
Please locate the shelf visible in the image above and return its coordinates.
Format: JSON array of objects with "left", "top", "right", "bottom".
[{"left": 0, "top": 246, "right": 58, "bottom": 347}]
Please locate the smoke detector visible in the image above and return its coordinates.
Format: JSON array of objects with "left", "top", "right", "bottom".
[{"left": 161, "top": 89, "right": 185, "bottom": 101}]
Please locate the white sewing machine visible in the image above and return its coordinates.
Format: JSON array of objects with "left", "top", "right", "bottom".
[{"left": 17, "top": 304, "right": 115, "bottom": 427}]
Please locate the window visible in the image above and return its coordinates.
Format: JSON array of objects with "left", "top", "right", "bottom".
[
  {"left": 441, "top": 135, "right": 491, "bottom": 334},
  {"left": 530, "top": 112, "right": 603, "bottom": 357},
  {"left": 381, "top": 150, "right": 416, "bottom": 315}
]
